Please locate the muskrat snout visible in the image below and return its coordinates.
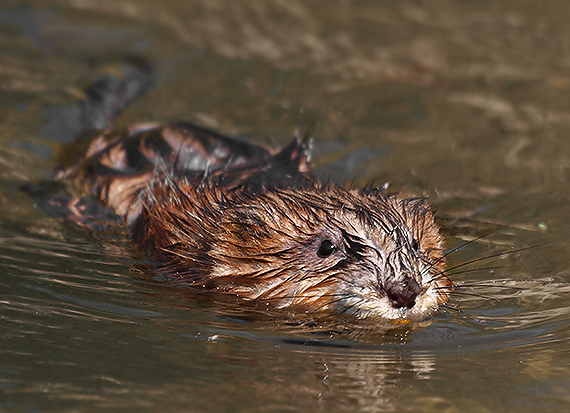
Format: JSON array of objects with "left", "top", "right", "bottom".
[{"left": 384, "top": 277, "right": 422, "bottom": 309}]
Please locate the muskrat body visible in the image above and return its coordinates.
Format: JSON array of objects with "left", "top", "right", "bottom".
[
  {"left": 49, "top": 120, "right": 452, "bottom": 322},
  {"left": 26, "top": 65, "right": 452, "bottom": 323}
]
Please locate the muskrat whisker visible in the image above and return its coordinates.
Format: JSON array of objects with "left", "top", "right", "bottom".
[
  {"left": 427, "top": 240, "right": 554, "bottom": 284},
  {"left": 433, "top": 280, "right": 519, "bottom": 291},
  {"left": 421, "top": 218, "right": 533, "bottom": 277},
  {"left": 440, "top": 303, "right": 461, "bottom": 313},
  {"left": 432, "top": 285, "right": 455, "bottom": 291},
  {"left": 449, "top": 282, "right": 521, "bottom": 289},
  {"left": 446, "top": 265, "right": 511, "bottom": 277},
  {"left": 449, "top": 278, "right": 526, "bottom": 288},
  {"left": 425, "top": 271, "right": 454, "bottom": 284},
  {"left": 448, "top": 290, "right": 501, "bottom": 302},
  {"left": 440, "top": 303, "right": 470, "bottom": 316},
  {"left": 442, "top": 218, "right": 533, "bottom": 259}
]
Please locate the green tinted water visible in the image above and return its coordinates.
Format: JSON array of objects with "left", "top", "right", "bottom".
[{"left": 1, "top": 1, "right": 570, "bottom": 411}]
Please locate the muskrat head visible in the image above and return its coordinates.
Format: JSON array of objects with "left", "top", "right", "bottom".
[
  {"left": 134, "top": 180, "right": 452, "bottom": 323},
  {"left": 204, "top": 186, "right": 452, "bottom": 323}
]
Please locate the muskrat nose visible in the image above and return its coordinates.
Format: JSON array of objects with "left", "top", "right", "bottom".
[{"left": 384, "top": 277, "right": 421, "bottom": 309}]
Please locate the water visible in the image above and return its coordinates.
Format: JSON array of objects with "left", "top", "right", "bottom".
[{"left": 2, "top": 1, "right": 570, "bottom": 411}]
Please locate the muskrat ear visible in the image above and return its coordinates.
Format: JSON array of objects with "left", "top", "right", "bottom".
[
  {"left": 360, "top": 184, "right": 391, "bottom": 199},
  {"left": 402, "top": 197, "right": 432, "bottom": 217},
  {"left": 273, "top": 132, "right": 313, "bottom": 173}
]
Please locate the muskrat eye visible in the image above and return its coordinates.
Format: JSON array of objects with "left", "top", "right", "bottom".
[
  {"left": 317, "top": 240, "right": 336, "bottom": 258},
  {"left": 411, "top": 239, "right": 420, "bottom": 251}
]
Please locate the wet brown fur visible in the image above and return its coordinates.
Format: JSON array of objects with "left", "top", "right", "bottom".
[{"left": 55, "top": 122, "right": 452, "bottom": 322}]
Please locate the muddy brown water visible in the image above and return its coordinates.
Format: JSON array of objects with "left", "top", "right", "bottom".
[{"left": 2, "top": 1, "right": 570, "bottom": 411}]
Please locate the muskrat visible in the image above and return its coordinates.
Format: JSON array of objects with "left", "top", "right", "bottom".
[{"left": 31, "top": 67, "right": 453, "bottom": 323}]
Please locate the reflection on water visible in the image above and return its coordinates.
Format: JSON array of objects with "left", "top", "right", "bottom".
[
  {"left": 2, "top": 1, "right": 570, "bottom": 411},
  {"left": 20, "top": 283, "right": 160, "bottom": 317}
]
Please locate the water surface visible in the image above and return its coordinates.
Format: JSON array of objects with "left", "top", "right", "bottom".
[{"left": 1, "top": 1, "right": 570, "bottom": 411}]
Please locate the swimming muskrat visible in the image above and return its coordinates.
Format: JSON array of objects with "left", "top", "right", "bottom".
[{"left": 31, "top": 66, "right": 453, "bottom": 323}]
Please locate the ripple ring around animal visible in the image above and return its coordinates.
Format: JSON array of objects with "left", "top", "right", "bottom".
[{"left": 27, "top": 64, "right": 453, "bottom": 326}]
